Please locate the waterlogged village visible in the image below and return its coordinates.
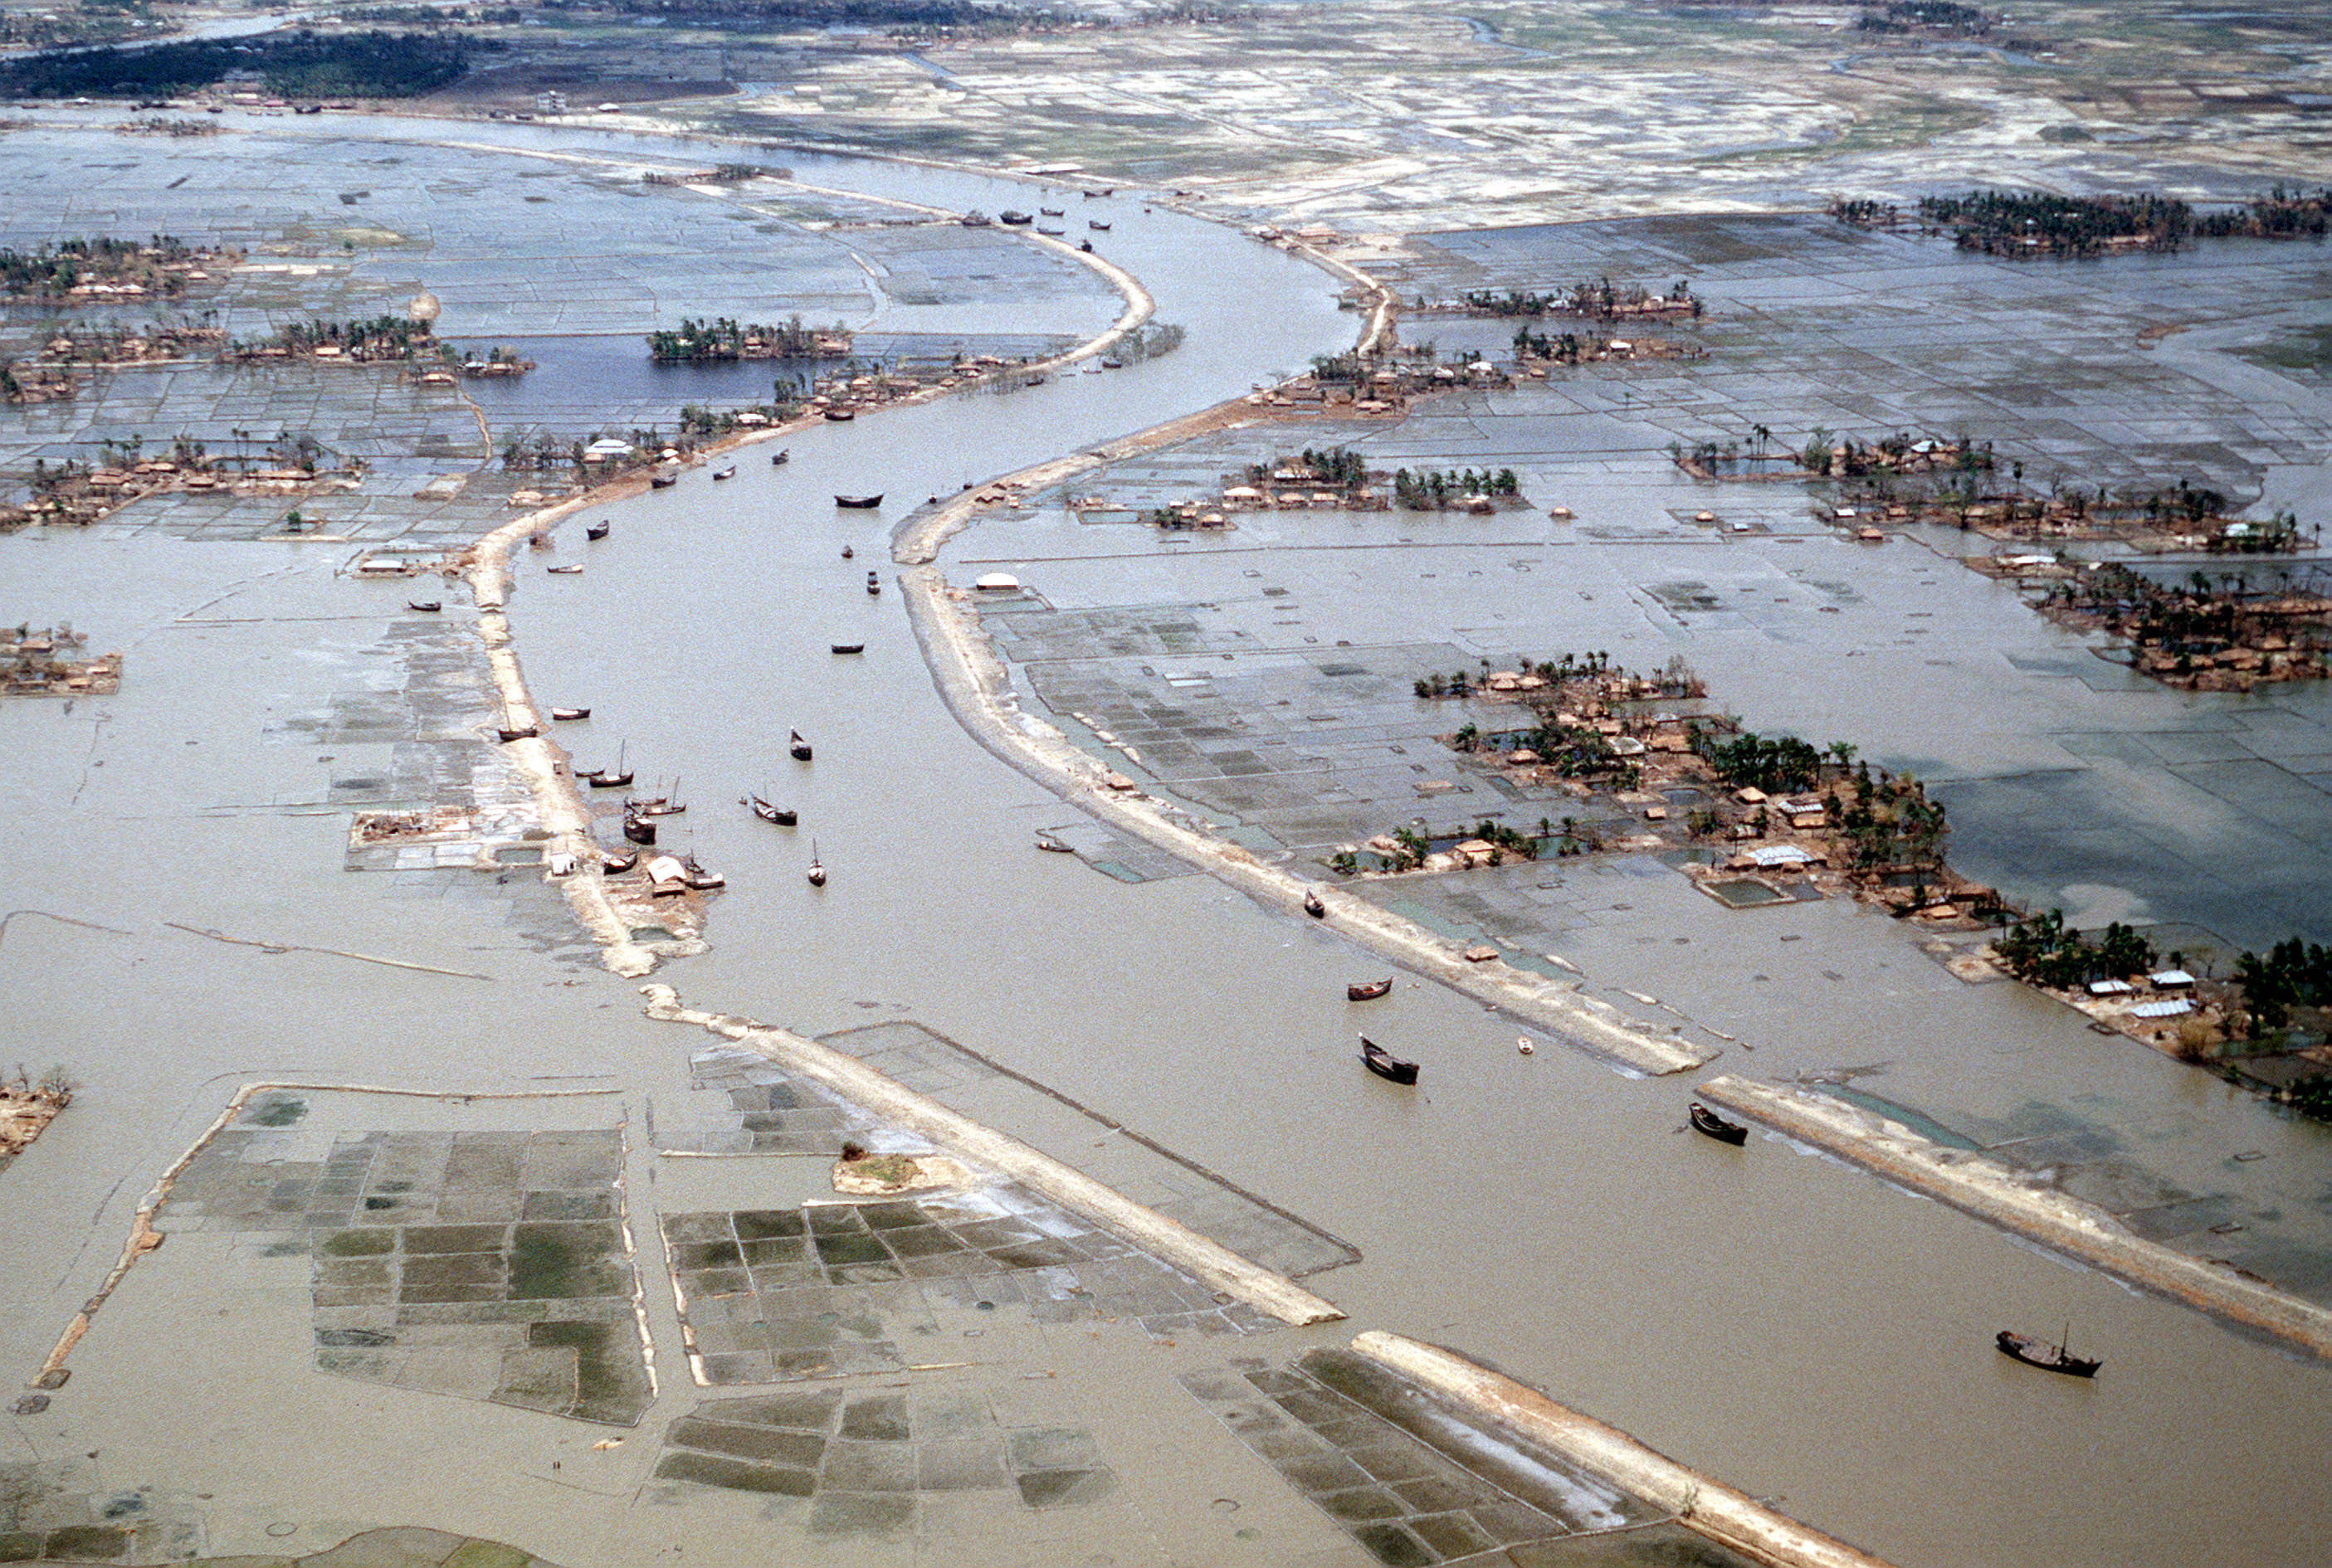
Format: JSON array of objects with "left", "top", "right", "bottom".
[{"left": 2, "top": 3, "right": 2332, "bottom": 1568}]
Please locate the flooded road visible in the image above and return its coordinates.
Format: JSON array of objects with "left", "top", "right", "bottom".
[{"left": 2, "top": 115, "right": 2329, "bottom": 1568}]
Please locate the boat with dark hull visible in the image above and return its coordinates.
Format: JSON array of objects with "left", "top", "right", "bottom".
[
  {"left": 1347, "top": 978, "right": 1393, "bottom": 1002},
  {"left": 1997, "top": 1329, "right": 2100, "bottom": 1378},
  {"left": 549, "top": 707, "right": 590, "bottom": 721},
  {"left": 1360, "top": 1035, "right": 1418, "bottom": 1085},
  {"left": 749, "top": 795, "right": 797, "bottom": 826},
  {"left": 599, "top": 850, "right": 637, "bottom": 874},
  {"left": 1036, "top": 833, "right": 1075, "bottom": 854},
  {"left": 407, "top": 600, "right": 442, "bottom": 612},
  {"left": 496, "top": 725, "right": 538, "bottom": 743},
  {"left": 585, "top": 522, "right": 610, "bottom": 541},
  {"left": 836, "top": 494, "right": 883, "bottom": 509},
  {"left": 1303, "top": 890, "right": 1326, "bottom": 918},
  {"left": 807, "top": 840, "right": 827, "bottom": 887},
  {"left": 831, "top": 643, "right": 865, "bottom": 655},
  {"left": 583, "top": 744, "right": 632, "bottom": 789},
  {"left": 770, "top": 450, "right": 790, "bottom": 466},
  {"left": 789, "top": 729, "right": 813, "bottom": 762},
  {"left": 866, "top": 571, "right": 882, "bottom": 597},
  {"left": 1689, "top": 1102, "right": 1749, "bottom": 1145},
  {"left": 622, "top": 814, "right": 656, "bottom": 846},
  {"left": 649, "top": 472, "right": 677, "bottom": 489},
  {"left": 711, "top": 465, "right": 737, "bottom": 481}
]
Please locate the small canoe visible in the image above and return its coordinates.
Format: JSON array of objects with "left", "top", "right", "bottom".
[
  {"left": 1089, "top": 220, "right": 1110, "bottom": 231},
  {"left": 585, "top": 522, "right": 610, "bottom": 540},
  {"left": 496, "top": 726, "right": 538, "bottom": 743},
  {"left": 1360, "top": 1035, "right": 1418, "bottom": 1085},
  {"left": 711, "top": 466, "right": 737, "bottom": 481},
  {"left": 831, "top": 643, "right": 865, "bottom": 655},
  {"left": 1689, "top": 1102, "right": 1749, "bottom": 1146},
  {"left": 836, "top": 494, "right": 883, "bottom": 509},
  {"left": 1997, "top": 1330, "right": 2100, "bottom": 1378},
  {"left": 549, "top": 707, "right": 590, "bottom": 721},
  {"left": 546, "top": 563, "right": 583, "bottom": 575},
  {"left": 1303, "top": 890, "right": 1326, "bottom": 919},
  {"left": 1036, "top": 833, "right": 1075, "bottom": 854},
  {"left": 1347, "top": 978, "right": 1393, "bottom": 1002},
  {"left": 407, "top": 599, "right": 442, "bottom": 612}
]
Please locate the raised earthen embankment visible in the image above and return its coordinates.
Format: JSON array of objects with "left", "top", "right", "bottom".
[
  {"left": 1698, "top": 1076, "right": 2332, "bottom": 1361},
  {"left": 1353, "top": 1332, "right": 1900, "bottom": 1568},
  {"left": 638, "top": 985, "right": 1346, "bottom": 1327}
]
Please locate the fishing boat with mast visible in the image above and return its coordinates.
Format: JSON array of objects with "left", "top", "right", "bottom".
[
  {"left": 583, "top": 743, "right": 633, "bottom": 788},
  {"left": 1997, "top": 1327, "right": 2100, "bottom": 1378},
  {"left": 807, "top": 840, "right": 827, "bottom": 887}
]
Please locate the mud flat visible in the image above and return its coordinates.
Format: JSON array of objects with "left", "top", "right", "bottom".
[
  {"left": 637, "top": 982, "right": 1347, "bottom": 1328},
  {"left": 1352, "top": 1331, "right": 1900, "bottom": 1568},
  {"left": 895, "top": 419, "right": 1711, "bottom": 1079},
  {"left": 1699, "top": 1077, "right": 2332, "bottom": 1361}
]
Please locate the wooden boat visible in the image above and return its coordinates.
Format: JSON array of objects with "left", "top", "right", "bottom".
[
  {"left": 1036, "top": 833, "right": 1074, "bottom": 854},
  {"left": 1689, "top": 1102, "right": 1749, "bottom": 1146},
  {"left": 622, "top": 814, "right": 656, "bottom": 846},
  {"left": 824, "top": 407, "right": 856, "bottom": 421},
  {"left": 681, "top": 855, "right": 725, "bottom": 891},
  {"left": 1082, "top": 187, "right": 1113, "bottom": 197},
  {"left": 789, "top": 729, "right": 813, "bottom": 762},
  {"left": 711, "top": 465, "right": 737, "bottom": 481},
  {"left": 497, "top": 725, "right": 538, "bottom": 743},
  {"left": 841, "top": 545, "right": 855, "bottom": 559},
  {"left": 585, "top": 521, "right": 610, "bottom": 540},
  {"left": 1347, "top": 978, "right": 1393, "bottom": 1002},
  {"left": 1100, "top": 357, "right": 1123, "bottom": 369},
  {"left": 1089, "top": 220, "right": 1110, "bottom": 231},
  {"left": 999, "top": 210, "right": 1033, "bottom": 226},
  {"left": 749, "top": 795, "right": 797, "bottom": 826},
  {"left": 1359, "top": 1035, "right": 1418, "bottom": 1085},
  {"left": 866, "top": 571, "right": 881, "bottom": 597},
  {"left": 649, "top": 472, "right": 677, "bottom": 489},
  {"left": 1997, "top": 1329, "right": 2100, "bottom": 1379},
  {"left": 770, "top": 449, "right": 790, "bottom": 465},
  {"left": 546, "top": 563, "right": 583, "bottom": 575},
  {"left": 1303, "top": 890, "right": 1325, "bottom": 919},
  {"left": 836, "top": 494, "right": 883, "bottom": 509},
  {"left": 599, "top": 850, "right": 637, "bottom": 874},
  {"left": 583, "top": 745, "right": 632, "bottom": 788},
  {"left": 632, "top": 800, "right": 686, "bottom": 817},
  {"left": 830, "top": 643, "right": 865, "bottom": 655},
  {"left": 549, "top": 707, "right": 590, "bottom": 721},
  {"left": 1080, "top": 240, "right": 1093, "bottom": 253},
  {"left": 1040, "top": 206, "right": 1065, "bottom": 217},
  {"left": 807, "top": 840, "right": 827, "bottom": 887},
  {"left": 407, "top": 600, "right": 442, "bottom": 612}
]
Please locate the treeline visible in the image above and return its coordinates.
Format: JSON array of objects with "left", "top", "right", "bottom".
[
  {"left": 2195, "top": 185, "right": 2332, "bottom": 240},
  {"left": 0, "top": 236, "right": 208, "bottom": 298},
  {"left": 1855, "top": 1, "right": 1988, "bottom": 34},
  {"left": 646, "top": 315, "right": 847, "bottom": 362},
  {"left": 1459, "top": 278, "right": 1695, "bottom": 319},
  {"left": 1995, "top": 909, "right": 2159, "bottom": 991},
  {"left": 531, "top": 0, "right": 1070, "bottom": 28},
  {"left": 1390, "top": 467, "right": 1519, "bottom": 507},
  {"left": 0, "top": 30, "right": 485, "bottom": 99}
]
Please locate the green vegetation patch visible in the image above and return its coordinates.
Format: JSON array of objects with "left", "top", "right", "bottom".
[{"left": 0, "top": 30, "right": 489, "bottom": 100}]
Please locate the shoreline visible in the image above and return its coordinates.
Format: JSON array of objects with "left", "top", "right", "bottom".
[{"left": 1699, "top": 1075, "right": 2332, "bottom": 1361}]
